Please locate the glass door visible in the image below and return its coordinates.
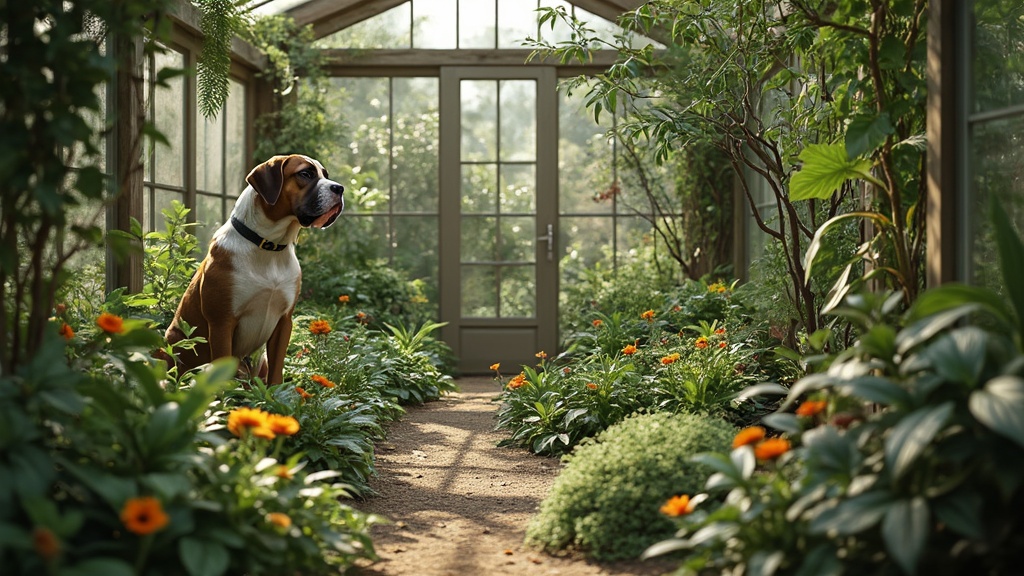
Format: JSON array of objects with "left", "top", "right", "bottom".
[{"left": 440, "top": 67, "right": 557, "bottom": 374}]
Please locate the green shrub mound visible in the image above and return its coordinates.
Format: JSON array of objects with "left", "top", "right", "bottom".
[{"left": 525, "top": 411, "right": 735, "bottom": 561}]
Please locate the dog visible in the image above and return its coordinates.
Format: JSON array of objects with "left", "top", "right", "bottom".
[{"left": 160, "top": 154, "right": 344, "bottom": 384}]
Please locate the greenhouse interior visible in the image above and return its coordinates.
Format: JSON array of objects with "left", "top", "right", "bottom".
[{"left": 3, "top": 0, "right": 1024, "bottom": 574}]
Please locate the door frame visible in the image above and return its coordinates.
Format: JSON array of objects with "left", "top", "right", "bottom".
[{"left": 438, "top": 66, "right": 559, "bottom": 374}]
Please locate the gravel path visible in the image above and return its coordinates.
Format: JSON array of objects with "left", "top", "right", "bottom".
[{"left": 350, "top": 377, "right": 672, "bottom": 576}]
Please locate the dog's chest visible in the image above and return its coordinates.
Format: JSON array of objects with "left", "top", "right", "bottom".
[{"left": 231, "top": 250, "right": 300, "bottom": 356}]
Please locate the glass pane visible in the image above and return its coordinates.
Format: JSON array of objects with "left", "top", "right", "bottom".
[
  {"left": 392, "top": 77, "right": 439, "bottom": 212},
  {"left": 459, "top": 0, "right": 496, "bottom": 48},
  {"left": 195, "top": 193, "right": 225, "bottom": 251},
  {"left": 462, "top": 163, "right": 497, "bottom": 214},
  {"left": 316, "top": 3, "right": 411, "bottom": 49},
  {"left": 559, "top": 216, "right": 613, "bottom": 280},
  {"left": 538, "top": 0, "right": 573, "bottom": 44},
  {"left": 326, "top": 77, "right": 391, "bottom": 213},
  {"left": 461, "top": 265, "right": 497, "bottom": 317},
  {"left": 970, "top": 114, "right": 1024, "bottom": 288},
  {"left": 971, "top": 1, "right": 1024, "bottom": 113},
  {"left": 461, "top": 80, "right": 497, "bottom": 162},
  {"left": 559, "top": 82, "right": 614, "bottom": 214},
  {"left": 500, "top": 217, "right": 535, "bottom": 262},
  {"left": 413, "top": 0, "right": 457, "bottom": 48},
  {"left": 499, "top": 164, "right": 535, "bottom": 214},
  {"left": 616, "top": 216, "right": 655, "bottom": 262},
  {"left": 197, "top": 111, "right": 223, "bottom": 193},
  {"left": 500, "top": 80, "right": 536, "bottom": 161},
  {"left": 225, "top": 78, "right": 246, "bottom": 197},
  {"left": 153, "top": 49, "right": 185, "bottom": 187},
  {"left": 392, "top": 216, "right": 439, "bottom": 308},
  {"left": 500, "top": 265, "right": 535, "bottom": 317},
  {"left": 150, "top": 189, "right": 183, "bottom": 233},
  {"left": 461, "top": 216, "right": 497, "bottom": 262},
  {"left": 498, "top": 0, "right": 537, "bottom": 48}
]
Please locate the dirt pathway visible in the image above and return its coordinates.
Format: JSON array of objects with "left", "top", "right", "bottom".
[{"left": 351, "top": 377, "right": 672, "bottom": 576}]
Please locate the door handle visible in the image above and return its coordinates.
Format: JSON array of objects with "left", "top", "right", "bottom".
[{"left": 537, "top": 224, "right": 553, "bottom": 262}]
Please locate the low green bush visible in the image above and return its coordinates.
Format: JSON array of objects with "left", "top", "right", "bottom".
[{"left": 525, "top": 411, "right": 735, "bottom": 560}]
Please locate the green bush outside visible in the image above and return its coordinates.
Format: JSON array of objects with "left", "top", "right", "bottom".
[{"left": 525, "top": 411, "right": 735, "bottom": 561}]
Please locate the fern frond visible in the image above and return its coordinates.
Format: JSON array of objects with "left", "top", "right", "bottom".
[{"left": 195, "top": 0, "right": 242, "bottom": 119}]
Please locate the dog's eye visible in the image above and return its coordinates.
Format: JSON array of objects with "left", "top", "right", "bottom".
[{"left": 298, "top": 169, "right": 314, "bottom": 180}]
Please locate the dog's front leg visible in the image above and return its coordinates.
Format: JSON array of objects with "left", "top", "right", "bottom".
[{"left": 265, "top": 313, "right": 292, "bottom": 386}]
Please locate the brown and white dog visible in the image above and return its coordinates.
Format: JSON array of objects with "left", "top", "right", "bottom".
[{"left": 161, "top": 154, "right": 344, "bottom": 384}]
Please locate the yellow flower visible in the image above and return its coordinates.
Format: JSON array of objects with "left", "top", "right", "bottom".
[
  {"left": 641, "top": 309, "right": 655, "bottom": 322},
  {"left": 96, "top": 312, "right": 124, "bottom": 334},
  {"left": 227, "top": 407, "right": 269, "bottom": 437},
  {"left": 311, "top": 374, "right": 336, "bottom": 388},
  {"left": 732, "top": 426, "right": 766, "bottom": 449},
  {"left": 695, "top": 337, "right": 709, "bottom": 349},
  {"left": 660, "top": 353, "right": 680, "bottom": 365},
  {"left": 754, "top": 438, "right": 791, "bottom": 461},
  {"left": 120, "top": 497, "right": 170, "bottom": 535},
  {"left": 490, "top": 363, "right": 501, "bottom": 371},
  {"left": 309, "top": 319, "right": 332, "bottom": 335},
  {"left": 266, "top": 414, "right": 300, "bottom": 436},
  {"left": 796, "top": 400, "right": 827, "bottom": 417},
  {"left": 266, "top": 512, "right": 292, "bottom": 529},
  {"left": 660, "top": 494, "right": 695, "bottom": 517}
]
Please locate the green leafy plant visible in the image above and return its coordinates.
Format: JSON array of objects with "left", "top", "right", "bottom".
[
  {"left": 644, "top": 204, "right": 1024, "bottom": 575},
  {"left": 525, "top": 412, "right": 735, "bottom": 561}
]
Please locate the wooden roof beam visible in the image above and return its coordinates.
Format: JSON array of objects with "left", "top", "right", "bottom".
[{"left": 287, "top": 0, "right": 406, "bottom": 39}]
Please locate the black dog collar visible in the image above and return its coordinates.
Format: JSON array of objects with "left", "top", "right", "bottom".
[{"left": 230, "top": 216, "right": 287, "bottom": 252}]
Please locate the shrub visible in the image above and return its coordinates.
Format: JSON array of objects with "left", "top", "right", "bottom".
[{"left": 525, "top": 411, "right": 735, "bottom": 560}]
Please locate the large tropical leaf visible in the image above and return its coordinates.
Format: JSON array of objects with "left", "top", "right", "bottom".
[{"left": 790, "top": 142, "right": 876, "bottom": 201}]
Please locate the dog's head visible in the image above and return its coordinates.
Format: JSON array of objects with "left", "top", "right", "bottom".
[{"left": 246, "top": 154, "right": 345, "bottom": 229}]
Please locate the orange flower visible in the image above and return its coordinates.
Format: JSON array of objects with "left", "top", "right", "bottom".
[
  {"left": 660, "top": 353, "right": 680, "bottom": 365},
  {"left": 295, "top": 386, "right": 312, "bottom": 400},
  {"left": 535, "top": 351, "right": 547, "bottom": 359},
  {"left": 251, "top": 426, "right": 276, "bottom": 440},
  {"left": 719, "top": 341, "right": 727, "bottom": 349},
  {"left": 715, "top": 327, "right": 726, "bottom": 334},
  {"left": 96, "top": 312, "right": 124, "bottom": 334},
  {"left": 490, "top": 363, "right": 501, "bottom": 371},
  {"left": 695, "top": 337, "right": 709, "bottom": 349},
  {"left": 58, "top": 323, "right": 74, "bottom": 340},
  {"left": 338, "top": 294, "right": 350, "bottom": 303},
  {"left": 754, "top": 437, "right": 791, "bottom": 461},
  {"left": 267, "top": 512, "right": 292, "bottom": 529},
  {"left": 660, "top": 494, "right": 695, "bottom": 517},
  {"left": 266, "top": 414, "right": 300, "bottom": 436},
  {"left": 309, "top": 319, "right": 332, "bottom": 335},
  {"left": 796, "top": 400, "right": 827, "bottom": 417},
  {"left": 586, "top": 382, "right": 598, "bottom": 390},
  {"left": 120, "top": 497, "right": 170, "bottom": 535},
  {"left": 641, "top": 309, "right": 655, "bottom": 322},
  {"left": 355, "top": 311, "right": 368, "bottom": 322},
  {"left": 508, "top": 373, "right": 527, "bottom": 390},
  {"left": 275, "top": 465, "right": 293, "bottom": 479},
  {"left": 311, "top": 374, "right": 336, "bottom": 388},
  {"left": 227, "top": 407, "right": 269, "bottom": 437},
  {"left": 622, "top": 341, "right": 638, "bottom": 355},
  {"left": 592, "top": 319, "right": 603, "bottom": 328},
  {"left": 32, "top": 527, "right": 60, "bottom": 559},
  {"left": 733, "top": 426, "right": 766, "bottom": 449}
]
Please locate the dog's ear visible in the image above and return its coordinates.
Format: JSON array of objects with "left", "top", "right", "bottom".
[{"left": 246, "top": 156, "right": 285, "bottom": 205}]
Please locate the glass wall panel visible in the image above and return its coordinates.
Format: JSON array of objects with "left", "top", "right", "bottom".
[
  {"left": 500, "top": 80, "right": 536, "bottom": 162},
  {"left": 970, "top": 0, "right": 1024, "bottom": 113},
  {"left": 316, "top": 3, "right": 411, "bottom": 49},
  {"left": 327, "top": 77, "right": 391, "bottom": 214},
  {"left": 616, "top": 216, "right": 654, "bottom": 262},
  {"left": 461, "top": 80, "right": 498, "bottom": 162},
  {"left": 153, "top": 49, "right": 185, "bottom": 187},
  {"left": 225, "top": 77, "right": 246, "bottom": 198},
  {"left": 558, "top": 83, "right": 614, "bottom": 214},
  {"left": 392, "top": 215, "right": 440, "bottom": 301},
  {"left": 498, "top": 0, "right": 536, "bottom": 48},
  {"left": 459, "top": 0, "right": 496, "bottom": 48},
  {"left": 196, "top": 112, "right": 223, "bottom": 194},
  {"left": 969, "top": 115, "right": 1024, "bottom": 287},
  {"left": 559, "top": 216, "right": 614, "bottom": 274},
  {"left": 392, "top": 77, "right": 439, "bottom": 212},
  {"left": 500, "top": 217, "right": 535, "bottom": 262},
  {"left": 195, "top": 193, "right": 225, "bottom": 249},
  {"left": 413, "top": 0, "right": 457, "bottom": 49},
  {"left": 538, "top": 0, "right": 574, "bottom": 44}
]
